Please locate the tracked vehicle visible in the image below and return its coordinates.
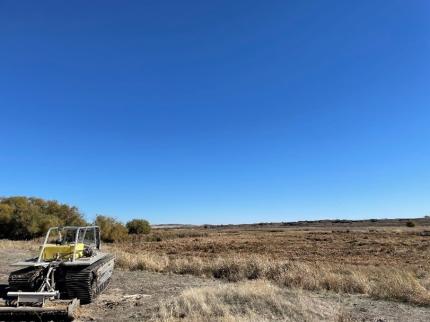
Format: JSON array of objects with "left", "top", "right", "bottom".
[{"left": 0, "top": 226, "right": 114, "bottom": 321}]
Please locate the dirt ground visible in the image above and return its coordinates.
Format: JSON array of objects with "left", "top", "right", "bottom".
[{"left": 1, "top": 249, "right": 430, "bottom": 321}]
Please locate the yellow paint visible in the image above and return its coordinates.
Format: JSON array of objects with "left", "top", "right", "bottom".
[{"left": 41, "top": 243, "right": 85, "bottom": 261}]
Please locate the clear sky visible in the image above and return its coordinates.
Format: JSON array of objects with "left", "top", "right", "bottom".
[{"left": 0, "top": 1, "right": 429, "bottom": 224}]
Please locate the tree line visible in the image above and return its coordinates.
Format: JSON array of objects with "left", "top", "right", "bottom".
[{"left": 0, "top": 196, "right": 150, "bottom": 241}]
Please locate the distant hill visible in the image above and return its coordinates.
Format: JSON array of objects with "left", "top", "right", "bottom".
[
  {"left": 152, "top": 224, "right": 197, "bottom": 229},
  {"left": 155, "top": 217, "right": 430, "bottom": 230}
]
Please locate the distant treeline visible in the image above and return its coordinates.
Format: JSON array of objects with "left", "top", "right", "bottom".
[{"left": 0, "top": 196, "right": 150, "bottom": 241}]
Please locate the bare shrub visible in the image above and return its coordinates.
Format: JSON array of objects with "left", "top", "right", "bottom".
[
  {"left": 406, "top": 221, "right": 416, "bottom": 228},
  {"left": 212, "top": 258, "right": 244, "bottom": 281}
]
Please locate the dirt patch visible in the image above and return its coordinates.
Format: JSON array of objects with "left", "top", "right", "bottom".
[
  {"left": 76, "top": 270, "right": 219, "bottom": 321},
  {"left": 313, "top": 291, "right": 430, "bottom": 322}
]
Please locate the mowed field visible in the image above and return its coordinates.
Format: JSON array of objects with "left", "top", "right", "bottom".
[
  {"left": 119, "top": 225, "right": 430, "bottom": 266},
  {"left": 2, "top": 218, "right": 430, "bottom": 321}
]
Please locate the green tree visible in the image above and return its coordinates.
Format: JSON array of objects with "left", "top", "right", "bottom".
[
  {"left": 95, "top": 215, "right": 128, "bottom": 242},
  {"left": 0, "top": 196, "right": 86, "bottom": 239},
  {"left": 0, "top": 203, "right": 13, "bottom": 238},
  {"left": 126, "top": 219, "right": 151, "bottom": 235}
]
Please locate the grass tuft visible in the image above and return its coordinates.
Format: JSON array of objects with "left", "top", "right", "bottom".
[{"left": 155, "top": 280, "right": 345, "bottom": 322}]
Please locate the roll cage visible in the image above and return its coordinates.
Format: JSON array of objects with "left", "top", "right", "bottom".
[{"left": 37, "top": 226, "right": 101, "bottom": 263}]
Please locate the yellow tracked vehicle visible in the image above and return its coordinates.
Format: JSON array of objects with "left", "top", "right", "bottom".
[{"left": 0, "top": 226, "right": 114, "bottom": 321}]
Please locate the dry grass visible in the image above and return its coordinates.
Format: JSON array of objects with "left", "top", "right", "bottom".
[
  {"left": 132, "top": 229, "right": 209, "bottom": 242},
  {"left": 0, "top": 239, "right": 39, "bottom": 251},
  {"left": 3, "top": 225, "right": 430, "bottom": 307},
  {"left": 153, "top": 280, "right": 348, "bottom": 322},
  {"left": 119, "top": 228, "right": 430, "bottom": 267},
  {"left": 108, "top": 225, "right": 430, "bottom": 306},
  {"left": 111, "top": 249, "right": 430, "bottom": 305}
]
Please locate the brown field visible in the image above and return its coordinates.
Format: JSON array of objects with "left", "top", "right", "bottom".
[
  {"left": 108, "top": 221, "right": 430, "bottom": 307},
  {"left": 117, "top": 225, "right": 430, "bottom": 266},
  {"left": 2, "top": 219, "right": 430, "bottom": 321}
]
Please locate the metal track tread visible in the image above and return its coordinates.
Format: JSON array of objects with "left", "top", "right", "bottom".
[{"left": 63, "top": 254, "right": 114, "bottom": 304}]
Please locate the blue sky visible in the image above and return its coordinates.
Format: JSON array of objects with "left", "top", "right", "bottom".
[{"left": 0, "top": 1, "right": 429, "bottom": 224}]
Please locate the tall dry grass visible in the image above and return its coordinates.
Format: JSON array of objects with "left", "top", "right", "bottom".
[
  {"left": 154, "top": 280, "right": 349, "bottom": 322},
  {"left": 0, "top": 239, "right": 39, "bottom": 251},
  {"left": 112, "top": 249, "right": 430, "bottom": 306},
  {"left": 2, "top": 237, "right": 429, "bottom": 306}
]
